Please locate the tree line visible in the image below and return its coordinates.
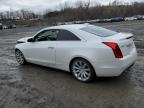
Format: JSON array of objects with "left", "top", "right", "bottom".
[
  {"left": 43, "top": 0, "right": 144, "bottom": 23},
  {"left": 0, "top": 10, "right": 38, "bottom": 20},
  {"left": 0, "top": 0, "right": 144, "bottom": 26}
]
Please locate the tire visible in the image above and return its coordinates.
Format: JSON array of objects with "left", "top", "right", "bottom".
[
  {"left": 15, "top": 49, "right": 27, "bottom": 65},
  {"left": 70, "top": 58, "right": 96, "bottom": 82}
]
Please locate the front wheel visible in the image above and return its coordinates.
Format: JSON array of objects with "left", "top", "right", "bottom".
[
  {"left": 15, "top": 49, "right": 27, "bottom": 65},
  {"left": 70, "top": 58, "right": 96, "bottom": 82}
]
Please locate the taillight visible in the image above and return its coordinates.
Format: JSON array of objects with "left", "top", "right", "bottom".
[{"left": 103, "top": 42, "right": 123, "bottom": 58}]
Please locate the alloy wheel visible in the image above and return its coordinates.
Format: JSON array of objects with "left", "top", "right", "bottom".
[
  {"left": 15, "top": 50, "right": 25, "bottom": 65},
  {"left": 72, "top": 60, "right": 91, "bottom": 81}
]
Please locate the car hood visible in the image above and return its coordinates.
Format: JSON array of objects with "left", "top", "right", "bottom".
[{"left": 17, "top": 37, "right": 32, "bottom": 43}]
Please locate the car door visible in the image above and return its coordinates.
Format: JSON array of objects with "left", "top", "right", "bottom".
[
  {"left": 25, "top": 29, "right": 59, "bottom": 67},
  {"left": 55, "top": 29, "right": 81, "bottom": 70}
]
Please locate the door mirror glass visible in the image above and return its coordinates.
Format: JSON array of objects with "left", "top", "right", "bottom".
[{"left": 27, "top": 38, "right": 34, "bottom": 42}]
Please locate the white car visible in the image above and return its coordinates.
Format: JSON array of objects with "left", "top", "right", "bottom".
[
  {"left": 15, "top": 24, "right": 137, "bottom": 82},
  {"left": 2, "top": 25, "right": 8, "bottom": 29},
  {"left": 125, "top": 17, "right": 137, "bottom": 21},
  {"left": 0, "top": 23, "right": 2, "bottom": 30}
]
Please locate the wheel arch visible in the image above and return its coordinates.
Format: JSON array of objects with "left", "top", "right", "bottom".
[
  {"left": 15, "top": 48, "right": 24, "bottom": 54},
  {"left": 15, "top": 48, "right": 25, "bottom": 55},
  {"left": 15, "top": 48, "right": 20, "bottom": 51}
]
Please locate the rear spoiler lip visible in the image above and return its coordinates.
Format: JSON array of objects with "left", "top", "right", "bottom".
[
  {"left": 126, "top": 36, "right": 134, "bottom": 39},
  {"left": 102, "top": 32, "right": 134, "bottom": 41},
  {"left": 119, "top": 32, "right": 135, "bottom": 40}
]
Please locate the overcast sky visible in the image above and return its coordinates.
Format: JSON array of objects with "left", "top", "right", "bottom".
[{"left": 0, "top": 0, "right": 144, "bottom": 13}]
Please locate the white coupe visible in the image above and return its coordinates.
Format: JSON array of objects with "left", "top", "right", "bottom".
[{"left": 15, "top": 24, "right": 137, "bottom": 82}]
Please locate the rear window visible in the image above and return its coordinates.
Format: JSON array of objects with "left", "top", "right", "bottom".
[
  {"left": 81, "top": 25, "right": 118, "bottom": 37},
  {"left": 57, "top": 30, "right": 80, "bottom": 41}
]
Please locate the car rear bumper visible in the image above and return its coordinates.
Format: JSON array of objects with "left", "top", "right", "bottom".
[{"left": 93, "top": 48, "right": 137, "bottom": 77}]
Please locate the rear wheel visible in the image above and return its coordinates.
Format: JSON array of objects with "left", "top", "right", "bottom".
[
  {"left": 70, "top": 58, "right": 96, "bottom": 82},
  {"left": 15, "top": 49, "right": 26, "bottom": 65}
]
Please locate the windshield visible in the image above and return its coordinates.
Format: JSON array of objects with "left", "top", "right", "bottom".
[{"left": 81, "top": 25, "right": 118, "bottom": 37}]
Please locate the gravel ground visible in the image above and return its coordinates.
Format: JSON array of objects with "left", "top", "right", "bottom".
[{"left": 0, "top": 20, "right": 144, "bottom": 108}]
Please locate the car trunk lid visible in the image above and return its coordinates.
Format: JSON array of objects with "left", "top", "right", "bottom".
[{"left": 103, "top": 32, "right": 135, "bottom": 57}]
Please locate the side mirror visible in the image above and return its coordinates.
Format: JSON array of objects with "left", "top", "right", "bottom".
[{"left": 27, "top": 38, "right": 34, "bottom": 42}]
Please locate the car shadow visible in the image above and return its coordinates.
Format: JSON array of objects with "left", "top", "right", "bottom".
[{"left": 18, "top": 63, "right": 133, "bottom": 85}]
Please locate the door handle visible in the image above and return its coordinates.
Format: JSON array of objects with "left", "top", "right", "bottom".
[{"left": 48, "top": 47, "right": 54, "bottom": 49}]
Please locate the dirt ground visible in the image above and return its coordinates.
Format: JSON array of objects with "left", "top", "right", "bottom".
[{"left": 0, "top": 20, "right": 144, "bottom": 108}]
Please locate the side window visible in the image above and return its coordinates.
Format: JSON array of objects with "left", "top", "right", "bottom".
[
  {"left": 34, "top": 30, "right": 59, "bottom": 42},
  {"left": 57, "top": 30, "right": 80, "bottom": 41}
]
